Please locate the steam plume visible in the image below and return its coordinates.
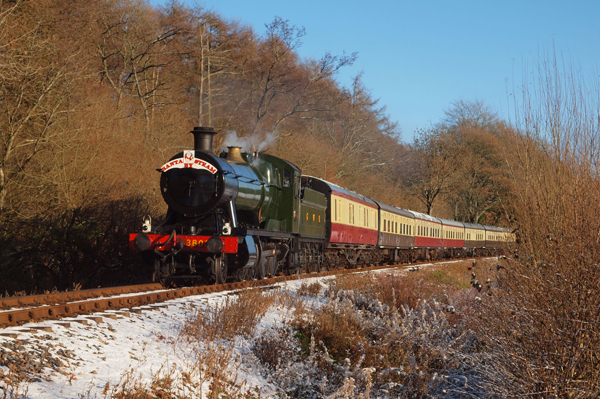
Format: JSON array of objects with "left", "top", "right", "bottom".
[{"left": 221, "top": 130, "right": 278, "bottom": 153}]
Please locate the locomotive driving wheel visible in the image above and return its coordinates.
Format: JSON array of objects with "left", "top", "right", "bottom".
[
  {"left": 152, "top": 258, "right": 160, "bottom": 283},
  {"left": 209, "top": 256, "right": 228, "bottom": 284},
  {"left": 254, "top": 257, "right": 266, "bottom": 280},
  {"left": 154, "top": 258, "right": 173, "bottom": 286},
  {"left": 266, "top": 256, "right": 278, "bottom": 277}
]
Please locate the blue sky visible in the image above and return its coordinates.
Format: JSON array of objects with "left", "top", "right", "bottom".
[{"left": 155, "top": 0, "right": 600, "bottom": 143}]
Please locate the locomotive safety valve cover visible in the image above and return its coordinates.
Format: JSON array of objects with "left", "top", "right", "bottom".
[{"left": 129, "top": 234, "right": 238, "bottom": 253}]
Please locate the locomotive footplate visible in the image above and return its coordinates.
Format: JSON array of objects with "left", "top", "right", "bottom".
[{"left": 129, "top": 233, "right": 239, "bottom": 253}]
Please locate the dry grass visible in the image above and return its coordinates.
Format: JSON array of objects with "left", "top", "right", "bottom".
[
  {"left": 297, "top": 281, "right": 323, "bottom": 297},
  {"left": 99, "top": 288, "right": 280, "bottom": 399},
  {"left": 78, "top": 346, "right": 253, "bottom": 399},
  {"left": 179, "top": 288, "right": 277, "bottom": 342},
  {"left": 0, "top": 367, "right": 29, "bottom": 399}
]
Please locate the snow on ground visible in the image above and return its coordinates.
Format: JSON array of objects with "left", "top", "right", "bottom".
[
  {"left": 0, "top": 274, "right": 332, "bottom": 398},
  {"left": 0, "top": 261, "right": 464, "bottom": 398}
]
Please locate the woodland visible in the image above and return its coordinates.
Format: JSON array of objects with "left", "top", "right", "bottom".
[
  {"left": 0, "top": 0, "right": 524, "bottom": 293},
  {"left": 1, "top": 0, "right": 599, "bottom": 396}
]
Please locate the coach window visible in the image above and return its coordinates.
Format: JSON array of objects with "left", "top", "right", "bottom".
[
  {"left": 334, "top": 199, "right": 337, "bottom": 222},
  {"left": 333, "top": 199, "right": 336, "bottom": 221}
]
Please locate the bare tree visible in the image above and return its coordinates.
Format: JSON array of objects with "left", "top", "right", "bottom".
[
  {"left": 97, "top": 0, "right": 178, "bottom": 134},
  {"left": 443, "top": 98, "right": 498, "bottom": 130},
  {"left": 407, "top": 128, "right": 459, "bottom": 215},
  {"left": 0, "top": 1, "right": 74, "bottom": 215},
  {"left": 324, "top": 75, "right": 399, "bottom": 182}
]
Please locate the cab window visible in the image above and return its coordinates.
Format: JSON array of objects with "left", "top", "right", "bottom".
[{"left": 283, "top": 169, "right": 291, "bottom": 187}]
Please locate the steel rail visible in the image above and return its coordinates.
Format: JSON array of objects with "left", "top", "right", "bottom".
[{"left": 0, "top": 258, "right": 481, "bottom": 328}]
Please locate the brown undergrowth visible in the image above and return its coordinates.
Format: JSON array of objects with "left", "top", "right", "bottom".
[
  {"left": 252, "top": 264, "right": 497, "bottom": 398},
  {"left": 179, "top": 288, "right": 278, "bottom": 343}
]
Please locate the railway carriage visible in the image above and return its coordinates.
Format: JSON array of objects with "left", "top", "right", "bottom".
[
  {"left": 301, "top": 176, "right": 380, "bottom": 267},
  {"left": 464, "top": 222, "right": 486, "bottom": 254},
  {"left": 440, "top": 218, "right": 466, "bottom": 257},
  {"left": 410, "top": 211, "right": 443, "bottom": 259},
  {"left": 502, "top": 228, "right": 516, "bottom": 244},
  {"left": 440, "top": 218, "right": 465, "bottom": 248},
  {"left": 484, "top": 225, "right": 510, "bottom": 250},
  {"left": 374, "top": 201, "right": 415, "bottom": 263}
]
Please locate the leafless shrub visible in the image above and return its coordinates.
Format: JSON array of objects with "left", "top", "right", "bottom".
[
  {"left": 252, "top": 272, "right": 493, "bottom": 398},
  {"left": 253, "top": 326, "right": 299, "bottom": 371},
  {"left": 179, "top": 288, "right": 277, "bottom": 342},
  {"left": 297, "top": 281, "right": 323, "bottom": 297},
  {"left": 465, "top": 48, "right": 600, "bottom": 397}
]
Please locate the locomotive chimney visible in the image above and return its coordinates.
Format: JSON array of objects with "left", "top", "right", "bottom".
[
  {"left": 191, "top": 126, "right": 217, "bottom": 153},
  {"left": 226, "top": 146, "right": 245, "bottom": 163}
]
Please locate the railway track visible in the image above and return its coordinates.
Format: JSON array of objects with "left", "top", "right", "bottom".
[{"left": 0, "top": 257, "right": 480, "bottom": 329}]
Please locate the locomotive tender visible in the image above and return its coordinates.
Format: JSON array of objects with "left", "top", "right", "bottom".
[{"left": 129, "top": 127, "right": 514, "bottom": 284}]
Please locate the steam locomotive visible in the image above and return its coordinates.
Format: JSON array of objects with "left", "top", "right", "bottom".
[{"left": 129, "top": 127, "right": 514, "bottom": 284}]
